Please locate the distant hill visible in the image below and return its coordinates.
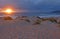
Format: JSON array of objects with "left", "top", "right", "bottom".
[{"left": 52, "top": 10, "right": 60, "bottom": 13}]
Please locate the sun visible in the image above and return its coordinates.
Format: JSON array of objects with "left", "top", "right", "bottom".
[
  {"left": 1, "top": 8, "right": 14, "bottom": 15},
  {"left": 1, "top": 6, "right": 15, "bottom": 14},
  {"left": 5, "top": 8, "right": 13, "bottom": 14}
]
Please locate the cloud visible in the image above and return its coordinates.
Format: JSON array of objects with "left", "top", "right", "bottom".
[
  {"left": 0, "top": 0, "right": 60, "bottom": 11},
  {"left": 14, "top": 0, "right": 60, "bottom": 7},
  {"left": 0, "top": 0, "right": 17, "bottom": 7}
]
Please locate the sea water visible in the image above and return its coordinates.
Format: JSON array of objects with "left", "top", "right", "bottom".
[{"left": 0, "top": 12, "right": 60, "bottom": 18}]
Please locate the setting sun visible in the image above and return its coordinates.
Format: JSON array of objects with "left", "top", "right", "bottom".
[
  {"left": 5, "top": 8, "right": 13, "bottom": 14},
  {"left": 1, "top": 5, "right": 15, "bottom": 15},
  {"left": 1, "top": 8, "right": 14, "bottom": 15}
]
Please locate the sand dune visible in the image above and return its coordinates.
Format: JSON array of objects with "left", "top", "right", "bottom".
[{"left": 0, "top": 16, "right": 60, "bottom": 39}]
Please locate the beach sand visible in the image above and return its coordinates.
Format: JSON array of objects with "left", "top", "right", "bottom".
[{"left": 0, "top": 16, "right": 60, "bottom": 39}]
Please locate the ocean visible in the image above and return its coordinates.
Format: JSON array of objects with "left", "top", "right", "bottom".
[
  {"left": 14, "top": 12, "right": 60, "bottom": 18},
  {"left": 0, "top": 12, "right": 60, "bottom": 18}
]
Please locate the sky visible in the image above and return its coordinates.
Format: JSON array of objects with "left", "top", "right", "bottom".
[{"left": 0, "top": 0, "right": 60, "bottom": 12}]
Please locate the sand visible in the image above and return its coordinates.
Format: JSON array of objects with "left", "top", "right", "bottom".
[{"left": 0, "top": 16, "right": 60, "bottom": 39}]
